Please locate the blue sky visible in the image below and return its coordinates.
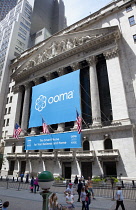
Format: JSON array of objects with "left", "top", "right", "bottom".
[{"left": 28, "top": 0, "right": 112, "bottom": 26}]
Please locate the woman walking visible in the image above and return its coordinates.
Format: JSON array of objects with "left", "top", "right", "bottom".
[{"left": 80, "top": 186, "right": 86, "bottom": 210}]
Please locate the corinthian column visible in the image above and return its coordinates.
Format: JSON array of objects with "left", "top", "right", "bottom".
[
  {"left": 104, "top": 48, "right": 130, "bottom": 124},
  {"left": 20, "top": 83, "right": 32, "bottom": 136},
  {"left": 87, "top": 56, "right": 101, "bottom": 127},
  {"left": 30, "top": 79, "right": 40, "bottom": 135},
  {"left": 56, "top": 69, "right": 65, "bottom": 132}
]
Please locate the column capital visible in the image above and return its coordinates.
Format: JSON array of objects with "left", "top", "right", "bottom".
[
  {"left": 58, "top": 67, "right": 65, "bottom": 76},
  {"left": 71, "top": 62, "right": 80, "bottom": 71},
  {"left": 24, "top": 82, "right": 32, "bottom": 89},
  {"left": 103, "top": 47, "right": 118, "bottom": 60},
  {"left": 45, "top": 73, "right": 53, "bottom": 81},
  {"left": 13, "top": 85, "right": 23, "bottom": 93},
  {"left": 33, "top": 78, "right": 39, "bottom": 85},
  {"left": 86, "top": 56, "right": 97, "bottom": 66}
]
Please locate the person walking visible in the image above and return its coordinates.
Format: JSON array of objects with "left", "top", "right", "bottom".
[
  {"left": 77, "top": 179, "right": 83, "bottom": 202},
  {"left": 80, "top": 186, "right": 86, "bottom": 210},
  {"left": 87, "top": 176, "right": 95, "bottom": 199},
  {"left": 34, "top": 177, "right": 39, "bottom": 193},
  {"left": 30, "top": 176, "right": 34, "bottom": 193},
  {"left": 115, "top": 186, "right": 125, "bottom": 210},
  {"left": 2, "top": 201, "right": 9, "bottom": 210},
  {"left": 20, "top": 172, "right": 24, "bottom": 182},
  {"left": 85, "top": 185, "right": 91, "bottom": 210},
  {"left": 74, "top": 175, "right": 78, "bottom": 188},
  {"left": 66, "top": 191, "right": 75, "bottom": 208}
]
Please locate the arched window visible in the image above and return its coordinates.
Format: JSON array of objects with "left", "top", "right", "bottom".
[
  {"left": 83, "top": 141, "right": 90, "bottom": 151},
  {"left": 104, "top": 138, "right": 113, "bottom": 149}
]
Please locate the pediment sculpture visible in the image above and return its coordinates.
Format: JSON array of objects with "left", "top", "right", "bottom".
[{"left": 22, "top": 34, "right": 99, "bottom": 72}]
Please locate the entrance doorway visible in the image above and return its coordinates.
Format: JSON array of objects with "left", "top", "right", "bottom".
[
  {"left": 9, "top": 160, "right": 15, "bottom": 175},
  {"left": 81, "top": 162, "right": 92, "bottom": 179},
  {"left": 103, "top": 161, "right": 117, "bottom": 177},
  {"left": 62, "top": 162, "right": 71, "bottom": 179},
  {"left": 20, "top": 161, "right": 26, "bottom": 174}
]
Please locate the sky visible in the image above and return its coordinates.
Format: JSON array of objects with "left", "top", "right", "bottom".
[{"left": 28, "top": 0, "right": 113, "bottom": 26}]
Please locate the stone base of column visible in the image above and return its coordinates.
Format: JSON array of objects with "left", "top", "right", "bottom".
[
  {"left": 70, "top": 121, "right": 77, "bottom": 131},
  {"left": 90, "top": 122, "right": 102, "bottom": 128},
  {"left": 55, "top": 123, "right": 65, "bottom": 133},
  {"left": 30, "top": 127, "right": 38, "bottom": 135},
  {"left": 20, "top": 130, "right": 27, "bottom": 136},
  {"left": 111, "top": 118, "right": 131, "bottom": 126}
]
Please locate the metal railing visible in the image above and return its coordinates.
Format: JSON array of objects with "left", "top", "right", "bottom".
[{"left": 0, "top": 178, "right": 136, "bottom": 201}]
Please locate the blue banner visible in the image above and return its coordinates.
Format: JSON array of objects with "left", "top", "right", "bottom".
[
  {"left": 25, "top": 131, "right": 81, "bottom": 150},
  {"left": 29, "top": 70, "right": 80, "bottom": 128}
]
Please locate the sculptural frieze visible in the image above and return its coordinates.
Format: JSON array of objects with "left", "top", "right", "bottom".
[{"left": 20, "top": 34, "right": 98, "bottom": 72}]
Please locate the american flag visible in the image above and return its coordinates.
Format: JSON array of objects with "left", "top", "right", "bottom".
[
  {"left": 42, "top": 118, "right": 50, "bottom": 134},
  {"left": 13, "top": 123, "right": 22, "bottom": 139},
  {"left": 76, "top": 110, "right": 82, "bottom": 134}
]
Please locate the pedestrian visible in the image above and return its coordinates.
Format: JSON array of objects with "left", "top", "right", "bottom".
[
  {"left": 80, "top": 186, "right": 86, "bottom": 210},
  {"left": 115, "top": 186, "right": 125, "bottom": 210},
  {"left": 34, "top": 177, "right": 39, "bottom": 193},
  {"left": 49, "top": 193, "right": 60, "bottom": 210},
  {"left": 30, "top": 176, "right": 34, "bottom": 193},
  {"left": 87, "top": 176, "right": 95, "bottom": 199},
  {"left": 0, "top": 199, "right": 2, "bottom": 210},
  {"left": 64, "top": 183, "right": 74, "bottom": 195},
  {"left": 85, "top": 185, "right": 91, "bottom": 210},
  {"left": 66, "top": 191, "right": 75, "bottom": 208},
  {"left": 74, "top": 175, "right": 78, "bottom": 188},
  {"left": 77, "top": 179, "right": 83, "bottom": 202},
  {"left": 25, "top": 173, "right": 29, "bottom": 183},
  {"left": 2, "top": 201, "right": 9, "bottom": 210},
  {"left": 20, "top": 172, "right": 24, "bottom": 182}
]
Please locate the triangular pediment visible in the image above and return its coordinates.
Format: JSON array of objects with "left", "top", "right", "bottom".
[{"left": 12, "top": 26, "right": 120, "bottom": 79}]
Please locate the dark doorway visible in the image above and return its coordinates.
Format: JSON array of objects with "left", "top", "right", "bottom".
[
  {"left": 63, "top": 162, "right": 71, "bottom": 179},
  {"left": 103, "top": 162, "right": 117, "bottom": 177},
  {"left": 20, "top": 161, "right": 26, "bottom": 174},
  {"left": 81, "top": 162, "right": 92, "bottom": 179},
  {"left": 9, "top": 160, "right": 15, "bottom": 175}
]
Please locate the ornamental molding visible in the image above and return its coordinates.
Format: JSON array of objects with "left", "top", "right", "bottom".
[
  {"left": 12, "top": 26, "right": 120, "bottom": 81},
  {"left": 103, "top": 47, "right": 119, "bottom": 59}
]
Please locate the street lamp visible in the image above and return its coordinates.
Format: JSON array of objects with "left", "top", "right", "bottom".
[{"left": 38, "top": 171, "right": 54, "bottom": 210}]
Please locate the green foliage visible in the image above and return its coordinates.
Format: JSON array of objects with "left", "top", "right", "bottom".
[
  {"left": 92, "top": 176, "right": 104, "bottom": 182},
  {"left": 54, "top": 176, "right": 65, "bottom": 181}
]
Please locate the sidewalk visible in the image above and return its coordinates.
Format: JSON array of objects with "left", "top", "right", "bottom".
[{"left": 0, "top": 186, "right": 135, "bottom": 209}]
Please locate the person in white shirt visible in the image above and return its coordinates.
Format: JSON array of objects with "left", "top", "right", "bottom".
[
  {"left": 66, "top": 191, "right": 75, "bottom": 208},
  {"left": 115, "top": 186, "right": 125, "bottom": 210},
  {"left": 64, "top": 183, "right": 74, "bottom": 195}
]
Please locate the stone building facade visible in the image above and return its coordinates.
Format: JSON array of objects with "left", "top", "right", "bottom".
[{"left": 1, "top": 0, "right": 136, "bottom": 181}]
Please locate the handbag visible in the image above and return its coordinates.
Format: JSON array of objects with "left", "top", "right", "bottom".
[
  {"left": 30, "top": 186, "right": 33, "bottom": 190},
  {"left": 85, "top": 196, "right": 88, "bottom": 202}
]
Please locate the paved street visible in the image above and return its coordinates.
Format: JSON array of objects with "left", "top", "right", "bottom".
[{"left": 0, "top": 186, "right": 135, "bottom": 209}]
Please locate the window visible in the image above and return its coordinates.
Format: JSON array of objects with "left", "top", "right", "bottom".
[
  {"left": 6, "top": 118, "right": 9, "bottom": 126},
  {"left": 126, "top": 5, "right": 132, "bottom": 12},
  {"left": 18, "top": 32, "right": 26, "bottom": 40},
  {"left": 5, "top": 108, "right": 7, "bottom": 114},
  {"left": 19, "top": 27, "right": 27, "bottom": 35},
  {"left": 133, "top": 34, "right": 136, "bottom": 42},
  {"left": 104, "top": 139, "right": 113, "bottom": 150},
  {"left": 128, "top": 16, "right": 135, "bottom": 26},
  {"left": 83, "top": 140, "right": 90, "bottom": 150},
  {"left": 9, "top": 96, "right": 12, "bottom": 103},
  {"left": 8, "top": 107, "right": 11, "bottom": 114}
]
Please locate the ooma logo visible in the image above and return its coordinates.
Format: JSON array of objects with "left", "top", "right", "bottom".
[{"left": 35, "top": 91, "right": 74, "bottom": 112}]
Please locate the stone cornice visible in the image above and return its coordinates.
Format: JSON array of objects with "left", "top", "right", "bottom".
[
  {"left": 103, "top": 47, "right": 119, "bottom": 59},
  {"left": 12, "top": 28, "right": 120, "bottom": 83}
]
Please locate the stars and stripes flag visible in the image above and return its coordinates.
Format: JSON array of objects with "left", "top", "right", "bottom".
[
  {"left": 42, "top": 118, "right": 50, "bottom": 134},
  {"left": 76, "top": 110, "right": 82, "bottom": 134},
  {"left": 13, "top": 123, "right": 22, "bottom": 139}
]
